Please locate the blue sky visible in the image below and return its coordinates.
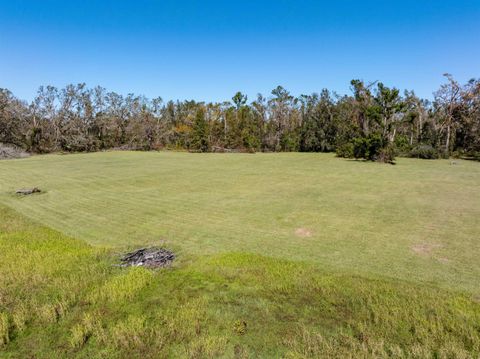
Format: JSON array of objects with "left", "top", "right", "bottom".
[{"left": 0, "top": 0, "right": 479, "bottom": 102}]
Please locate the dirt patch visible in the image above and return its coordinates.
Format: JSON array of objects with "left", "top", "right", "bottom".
[
  {"left": 411, "top": 243, "right": 442, "bottom": 256},
  {"left": 120, "top": 248, "right": 175, "bottom": 268},
  {"left": 295, "top": 228, "right": 313, "bottom": 238},
  {"left": 436, "top": 257, "right": 450, "bottom": 264}
]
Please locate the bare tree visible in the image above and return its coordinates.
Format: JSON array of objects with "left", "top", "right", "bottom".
[{"left": 434, "top": 74, "right": 462, "bottom": 154}]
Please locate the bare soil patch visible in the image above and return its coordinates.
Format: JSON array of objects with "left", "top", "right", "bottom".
[
  {"left": 411, "top": 243, "right": 442, "bottom": 256},
  {"left": 295, "top": 228, "right": 313, "bottom": 238},
  {"left": 120, "top": 247, "right": 175, "bottom": 268},
  {"left": 437, "top": 257, "right": 450, "bottom": 264}
]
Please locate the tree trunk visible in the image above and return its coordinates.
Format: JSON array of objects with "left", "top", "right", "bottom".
[
  {"left": 417, "top": 113, "right": 422, "bottom": 143},
  {"left": 390, "top": 127, "right": 397, "bottom": 143},
  {"left": 445, "top": 124, "right": 451, "bottom": 154}
]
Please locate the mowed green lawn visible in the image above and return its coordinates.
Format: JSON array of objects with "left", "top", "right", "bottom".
[{"left": 1, "top": 151, "right": 479, "bottom": 294}]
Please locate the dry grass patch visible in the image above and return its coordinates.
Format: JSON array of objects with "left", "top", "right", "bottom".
[
  {"left": 411, "top": 243, "right": 442, "bottom": 256},
  {"left": 294, "top": 227, "right": 313, "bottom": 238}
]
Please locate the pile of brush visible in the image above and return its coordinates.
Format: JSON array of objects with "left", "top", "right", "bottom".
[
  {"left": 0, "top": 143, "right": 29, "bottom": 160},
  {"left": 120, "top": 248, "right": 175, "bottom": 268}
]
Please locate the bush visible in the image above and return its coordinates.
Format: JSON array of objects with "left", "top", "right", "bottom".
[
  {"left": 471, "top": 151, "right": 480, "bottom": 161},
  {"left": 352, "top": 134, "right": 385, "bottom": 161},
  {"left": 352, "top": 137, "right": 368, "bottom": 159},
  {"left": 394, "top": 135, "right": 412, "bottom": 156},
  {"left": 378, "top": 144, "right": 396, "bottom": 164},
  {"left": 335, "top": 142, "right": 354, "bottom": 158},
  {"left": 409, "top": 145, "right": 439, "bottom": 159},
  {"left": 337, "top": 135, "right": 395, "bottom": 163},
  {"left": 394, "top": 134, "right": 410, "bottom": 149}
]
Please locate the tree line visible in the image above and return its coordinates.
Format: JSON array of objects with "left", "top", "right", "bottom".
[{"left": 1, "top": 74, "right": 479, "bottom": 162}]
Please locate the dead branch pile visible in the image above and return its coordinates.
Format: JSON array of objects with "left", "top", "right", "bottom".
[
  {"left": 0, "top": 143, "right": 29, "bottom": 160},
  {"left": 120, "top": 248, "right": 175, "bottom": 268}
]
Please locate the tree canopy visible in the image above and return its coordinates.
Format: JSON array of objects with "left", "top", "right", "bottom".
[{"left": 1, "top": 75, "right": 479, "bottom": 162}]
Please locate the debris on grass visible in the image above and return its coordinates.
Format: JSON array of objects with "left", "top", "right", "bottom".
[
  {"left": 16, "top": 187, "right": 41, "bottom": 195},
  {"left": 120, "top": 248, "right": 175, "bottom": 268},
  {"left": 0, "top": 143, "right": 29, "bottom": 160}
]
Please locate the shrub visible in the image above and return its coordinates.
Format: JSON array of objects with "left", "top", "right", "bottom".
[
  {"left": 335, "top": 142, "right": 354, "bottom": 158},
  {"left": 472, "top": 151, "right": 480, "bottom": 160},
  {"left": 378, "top": 144, "right": 396, "bottom": 164},
  {"left": 409, "top": 145, "right": 439, "bottom": 159},
  {"left": 352, "top": 137, "right": 367, "bottom": 159},
  {"left": 280, "top": 131, "right": 300, "bottom": 151},
  {"left": 394, "top": 134, "right": 411, "bottom": 153},
  {"left": 352, "top": 134, "right": 385, "bottom": 161}
]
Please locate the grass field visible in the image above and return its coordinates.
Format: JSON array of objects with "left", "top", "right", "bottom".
[
  {"left": 1, "top": 152, "right": 480, "bottom": 357},
  {"left": 1, "top": 152, "right": 480, "bottom": 293}
]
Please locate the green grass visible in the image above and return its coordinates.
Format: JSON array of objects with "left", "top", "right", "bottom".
[
  {"left": 0, "top": 203, "right": 479, "bottom": 358},
  {"left": 0, "top": 152, "right": 480, "bottom": 294},
  {"left": 1, "top": 152, "right": 480, "bottom": 357}
]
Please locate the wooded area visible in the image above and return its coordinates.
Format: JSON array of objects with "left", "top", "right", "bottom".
[{"left": 1, "top": 74, "right": 479, "bottom": 162}]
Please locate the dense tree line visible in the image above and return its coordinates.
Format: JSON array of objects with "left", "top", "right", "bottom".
[{"left": 1, "top": 74, "right": 479, "bottom": 162}]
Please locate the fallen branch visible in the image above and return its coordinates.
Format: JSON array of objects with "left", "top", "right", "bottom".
[{"left": 16, "top": 187, "right": 41, "bottom": 195}]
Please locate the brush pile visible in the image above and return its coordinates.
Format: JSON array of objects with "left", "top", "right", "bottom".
[
  {"left": 0, "top": 143, "right": 29, "bottom": 160},
  {"left": 120, "top": 248, "right": 175, "bottom": 268}
]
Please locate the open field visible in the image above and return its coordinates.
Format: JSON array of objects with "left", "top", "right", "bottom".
[
  {"left": 1, "top": 152, "right": 480, "bottom": 357},
  {"left": 1, "top": 152, "right": 480, "bottom": 294}
]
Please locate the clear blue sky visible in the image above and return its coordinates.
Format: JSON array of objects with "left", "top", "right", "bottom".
[{"left": 1, "top": 0, "right": 479, "bottom": 102}]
